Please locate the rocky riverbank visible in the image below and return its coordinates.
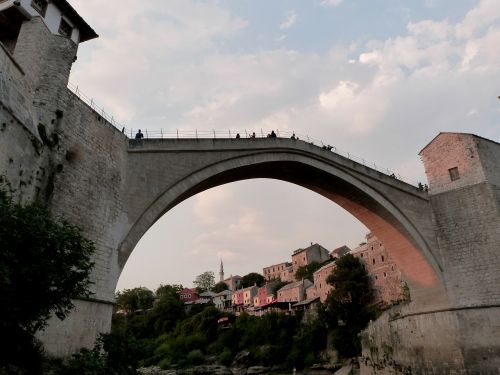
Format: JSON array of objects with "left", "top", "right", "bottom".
[{"left": 138, "top": 363, "right": 343, "bottom": 375}]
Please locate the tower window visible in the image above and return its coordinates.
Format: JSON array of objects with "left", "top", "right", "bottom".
[
  {"left": 31, "top": 0, "right": 48, "bottom": 16},
  {"left": 372, "top": 258, "right": 376, "bottom": 265},
  {"left": 59, "top": 18, "right": 73, "bottom": 38},
  {"left": 448, "top": 167, "right": 460, "bottom": 181}
]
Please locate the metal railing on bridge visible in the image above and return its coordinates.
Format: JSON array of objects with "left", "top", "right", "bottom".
[
  {"left": 130, "top": 128, "right": 408, "bottom": 182},
  {"left": 67, "top": 82, "right": 416, "bottom": 187}
]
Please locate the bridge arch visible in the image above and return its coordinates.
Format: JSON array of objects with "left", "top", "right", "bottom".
[{"left": 119, "top": 139, "right": 447, "bottom": 308}]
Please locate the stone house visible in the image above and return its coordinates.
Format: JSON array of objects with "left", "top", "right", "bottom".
[
  {"left": 313, "top": 261, "right": 336, "bottom": 302},
  {"left": 351, "top": 233, "right": 403, "bottom": 304},
  {"left": 292, "top": 243, "right": 330, "bottom": 273},
  {"left": 262, "top": 262, "right": 293, "bottom": 282},
  {"left": 223, "top": 274, "right": 242, "bottom": 291},
  {"left": 277, "top": 279, "right": 313, "bottom": 303}
]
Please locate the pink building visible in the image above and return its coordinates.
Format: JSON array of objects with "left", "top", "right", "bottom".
[
  {"left": 263, "top": 262, "right": 293, "bottom": 282},
  {"left": 313, "top": 261, "right": 336, "bottom": 302},
  {"left": 232, "top": 289, "right": 245, "bottom": 307},
  {"left": 277, "top": 279, "right": 313, "bottom": 303},
  {"left": 254, "top": 282, "right": 278, "bottom": 307},
  {"left": 351, "top": 233, "right": 403, "bottom": 305},
  {"left": 292, "top": 243, "right": 330, "bottom": 273},
  {"left": 178, "top": 288, "right": 199, "bottom": 302},
  {"left": 232, "top": 285, "right": 258, "bottom": 307}
]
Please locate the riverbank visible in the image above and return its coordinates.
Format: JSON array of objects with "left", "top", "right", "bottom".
[{"left": 138, "top": 363, "right": 348, "bottom": 375}]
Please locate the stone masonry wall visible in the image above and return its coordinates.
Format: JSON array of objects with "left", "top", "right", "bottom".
[
  {"left": 360, "top": 132, "right": 500, "bottom": 372},
  {"left": 1, "top": 18, "right": 130, "bottom": 355},
  {"left": 360, "top": 305, "right": 500, "bottom": 373},
  {"left": 420, "top": 133, "right": 487, "bottom": 195},
  {"left": 0, "top": 29, "right": 46, "bottom": 202}
]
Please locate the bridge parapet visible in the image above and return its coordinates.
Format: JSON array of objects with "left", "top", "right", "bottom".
[{"left": 128, "top": 137, "right": 428, "bottom": 200}]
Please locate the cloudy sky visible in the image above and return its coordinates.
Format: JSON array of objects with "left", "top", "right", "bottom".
[{"left": 69, "top": 0, "right": 500, "bottom": 291}]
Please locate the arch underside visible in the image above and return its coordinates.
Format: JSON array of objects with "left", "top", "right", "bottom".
[{"left": 120, "top": 152, "right": 447, "bottom": 307}]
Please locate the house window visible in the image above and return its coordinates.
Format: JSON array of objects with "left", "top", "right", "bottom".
[
  {"left": 31, "top": 0, "right": 48, "bottom": 16},
  {"left": 372, "top": 258, "right": 376, "bottom": 265},
  {"left": 375, "top": 275, "right": 378, "bottom": 280},
  {"left": 58, "top": 18, "right": 73, "bottom": 38},
  {"left": 383, "top": 272, "right": 387, "bottom": 278},
  {"left": 381, "top": 255, "right": 385, "bottom": 262},
  {"left": 448, "top": 167, "right": 460, "bottom": 181}
]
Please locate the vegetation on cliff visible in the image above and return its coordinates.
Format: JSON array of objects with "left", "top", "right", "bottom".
[{"left": 0, "top": 194, "right": 95, "bottom": 374}]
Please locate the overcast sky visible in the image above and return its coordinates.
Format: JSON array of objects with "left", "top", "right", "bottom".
[{"left": 69, "top": 0, "right": 500, "bottom": 291}]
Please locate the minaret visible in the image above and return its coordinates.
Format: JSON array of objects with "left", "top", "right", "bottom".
[{"left": 219, "top": 258, "right": 224, "bottom": 282}]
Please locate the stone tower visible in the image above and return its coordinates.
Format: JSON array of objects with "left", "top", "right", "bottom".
[{"left": 219, "top": 258, "right": 224, "bottom": 282}]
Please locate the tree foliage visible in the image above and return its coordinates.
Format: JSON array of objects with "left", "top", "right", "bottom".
[
  {"left": 116, "top": 287, "right": 155, "bottom": 312},
  {"left": 212, "top": 281, "right": 229, "bottom": 293},
  {"left": 323, "top": 254, "right": 378, "bottom": 359},
  {"left": 0, "top": 195, "right": 95, "bottom": 372},
  {"left": 295, "top": 260, "right": 333, "bottom": 281},
  {"left": 270, "top": 280, "right": 290, "bottom": 296},
  {"left": 240, "top": 272, "right": 265, "bottom": 288},
  {"left": 193, "top": 271, "right": 215, "bottom": 293}
]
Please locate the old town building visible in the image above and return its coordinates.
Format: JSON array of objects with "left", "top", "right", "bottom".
[
  {"left": 262, "top": 261, "right": 293, "bottom": 282},
  {"left": 178, "top": 288, "right": 199, "bottom": 303},
  {"left": 351, "top": 233, "right": 403, "bottom": 304},
  {"left": 292, "top": 243, "right": 330, "bottom": 272},
  {"left": 277, "top": 279, "right": 313, "bottom": 303},
  {"left": 312, "top": 261, "right": 336, "bottom": 302}
]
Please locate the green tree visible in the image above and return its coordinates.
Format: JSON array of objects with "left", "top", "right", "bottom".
[
  {"left": 323, "top": 254, "right": 378, "bottom": 359},
  {"left": 241, "top": 272, "right": 265, "bottom": 288},
  {"left": 295, "top": 260, "right": 333, "bottom": 281},
  {"left": 147, "top": 285, "right": 186, "bottom": 336},
  {"left": 193, "top": 271, "right": 215, "bottom": 293},
  {"left": 212, "top": 281, "right": 229, "bottom": 293},
  {"left": 0, "top": 195, "right": 95, "bottom": 372},
  {"left": 270, "top": 280, "right": 290, "bottom": 296},
  {"left": 156, "top": 284, "right": 183, "bottom": 299},
  {"left": 116, "top": 287, "right": 155, "bottom": 312}
]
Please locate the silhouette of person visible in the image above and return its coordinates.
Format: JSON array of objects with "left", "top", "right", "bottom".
[
  {"left": 135, "top": 129, "right": 144, "bottom": 139},
  {"left": 236, "top": 133, "right": 241, "bottom": 139},
  {"left": 270, "top": 130, "right": 277, "bottom": 138},
  {"left": 291, "top": 133, "right": 296, "bottom": 140}
]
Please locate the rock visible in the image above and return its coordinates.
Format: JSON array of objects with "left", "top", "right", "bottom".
[
  {"left": 233, "top": 351, "right": 251, "bottom": 367},
  {"left": 138, "top": 366, "right": 178, "bottom": 375},
  {"left": 178, "top": 365, "right": 233, "bottom": 374},
  {"left": 246, "top": 366, "right": 271, "bottom": 374}
]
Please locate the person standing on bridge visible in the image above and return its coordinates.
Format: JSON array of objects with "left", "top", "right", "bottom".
[
  {"left": 270, "top": 130, "right": 277, "bottom": 138},
  {"left": 135, "top": 129, "right": 144, "bottom": 140}
]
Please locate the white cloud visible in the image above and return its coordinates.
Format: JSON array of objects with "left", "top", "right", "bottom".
[
  {"left": 320, "top": 0, "right": 344, "bottom": 7},
  {"left": 280, "top": 10, "right": 298, "bottom": 30},
  {"left": 319, "top": 81, "right": 359, "bottom": 110}
]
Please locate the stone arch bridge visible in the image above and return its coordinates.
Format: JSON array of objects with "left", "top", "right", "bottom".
[
  {"left": 1, "top": 13, "right": 499, "bottom": 372},
  {"left": 121, "top": 137, "right": 444, "bottom": 309}
]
